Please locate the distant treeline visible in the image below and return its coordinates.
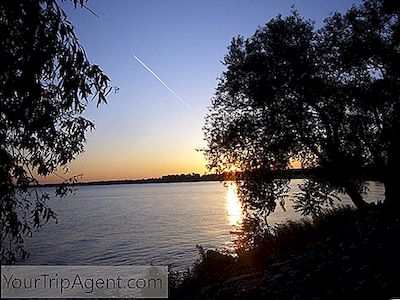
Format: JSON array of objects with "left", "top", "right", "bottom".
[
  {"left": 39, "top": 168, "right": 383, "bottom": 188},
  {"left": 133, "top": 173, "right": 224, "bottom": 184},
  {"left": 40, "top": 173, "right": 224, "bottom": 187}
]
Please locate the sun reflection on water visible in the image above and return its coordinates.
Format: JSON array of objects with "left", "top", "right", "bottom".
[{"left": 226, "top": 183, "right": 244, "bottom": 226}]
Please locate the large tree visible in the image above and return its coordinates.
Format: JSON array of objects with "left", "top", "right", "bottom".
[
  {"left": 203, "top": 0, "right": 399, "bottom": 220},
  {"left": 0, "top": 0, "right": 111, "bottom": 262},
  {"left": 321, "top": 0, "right": 400, "bottom": 209}
]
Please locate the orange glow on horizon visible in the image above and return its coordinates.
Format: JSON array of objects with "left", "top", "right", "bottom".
[
  {"left": 290, "top": 159, "right": 301, "bottom": 169},
  {"left": 39, "top": 149, "right": 209, "bottom": 184}
]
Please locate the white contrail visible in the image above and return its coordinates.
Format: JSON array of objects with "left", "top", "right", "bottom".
[{"left": 132, "top": 54, "right": 193, "bottom": 110}]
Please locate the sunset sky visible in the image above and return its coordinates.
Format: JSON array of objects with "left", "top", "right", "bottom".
[{"left": 48, "top": 0, "right": 362, "bottom": 183}]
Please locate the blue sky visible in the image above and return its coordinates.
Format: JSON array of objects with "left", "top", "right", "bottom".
[{"left": 51, "top": 0, "right": 362, "bottom": 182}]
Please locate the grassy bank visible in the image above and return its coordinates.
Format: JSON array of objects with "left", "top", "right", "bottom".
[{"left": 171, "top": 205, "right": 400, "bottom": 299}]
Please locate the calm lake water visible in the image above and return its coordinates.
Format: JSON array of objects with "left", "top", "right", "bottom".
[{"left": 23, "top": 180, "right": 384, "bottom": 269}]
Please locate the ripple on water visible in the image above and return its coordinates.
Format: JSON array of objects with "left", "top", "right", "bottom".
[{"left": 23, "top": 181, "right": 384, "bottom": 269}]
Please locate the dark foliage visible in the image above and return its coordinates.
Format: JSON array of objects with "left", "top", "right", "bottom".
[
  {"left": 173, "top": 206, "right": 400, "bottom": 299},
  {"left": 203, "top": 0, "right": 400, "bottom": 234},
  {"left": 0, "top": 0, "right": 111, "bottom": 263}
]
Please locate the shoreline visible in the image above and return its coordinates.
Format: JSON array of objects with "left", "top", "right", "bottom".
[
  {"left": 171, "top": 205, "right": 400, "bottom": 299},
  {"left": 36, "top": 168, "right": 384, "bottom": 188},
  {"left": 37, "top": 173, "right": 225, "bottom": 188}
]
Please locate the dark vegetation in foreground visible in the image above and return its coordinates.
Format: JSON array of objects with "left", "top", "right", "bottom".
[{"left": 170, "top": 205, "right": 400, "bottom": 299}]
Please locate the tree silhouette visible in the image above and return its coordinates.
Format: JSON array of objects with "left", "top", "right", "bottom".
[
  {"left": 0, "top": 0, "right": 111, "bottom": 263},
  {"left": 203, "top": 0, "right": 399, "bottom": 222},
  {"left": 321, "top": 0, "right": 400, "bottom": 209}
]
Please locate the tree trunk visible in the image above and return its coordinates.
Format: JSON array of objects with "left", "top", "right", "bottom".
[
  {"left": 344, "top": 181, "right": 368, "bottom": 210},
  {"left": 384, "top": 135, "right": 400, "bottom": 211},
  {"left": 384, "top": 178, "right": 398, "bottom": 209}
]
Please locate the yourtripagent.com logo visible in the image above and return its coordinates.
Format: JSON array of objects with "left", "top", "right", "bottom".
[{"left": 1, "top": 265, "right": 168, "bottom": 298}]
